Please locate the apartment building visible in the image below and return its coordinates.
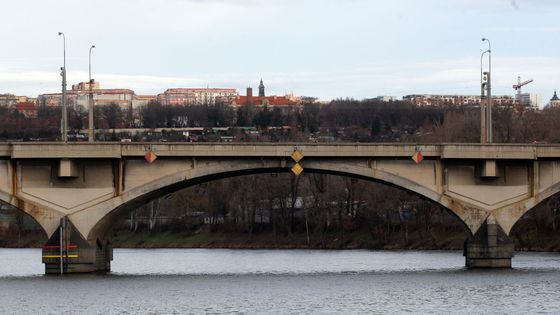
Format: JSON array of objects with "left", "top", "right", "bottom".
[
  {"left": 157, "top": 88, "right": 239, "bottom": 106},
  {"left": 403, "top": 94, "right": 514, "bottom": 107}
]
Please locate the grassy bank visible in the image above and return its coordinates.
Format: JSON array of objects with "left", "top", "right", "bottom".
[
  {"left": 5, "top": 227, "right": 560, "bottom": 253},
  {"left": 0, "top": 231, "right": 46, "bottom": 248},
  {"left": 109, "top": 228, "right": 468, "bottom": 250}
]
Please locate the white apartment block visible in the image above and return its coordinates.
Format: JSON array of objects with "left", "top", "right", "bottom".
[
  {"left": 157, "top": 88, "right": 239, "bottom": 106},
  {"left": 403, "top": 94, "right": 514, "bottom": 107}
]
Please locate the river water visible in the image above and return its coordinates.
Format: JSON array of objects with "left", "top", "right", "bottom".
[{"left": 1, "top": 249, "right": 560, "bottom": 314}]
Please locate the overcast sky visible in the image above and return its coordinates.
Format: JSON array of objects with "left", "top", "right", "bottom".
[{"left": 1, "top": 0, "right": 559, "bottom": 104}]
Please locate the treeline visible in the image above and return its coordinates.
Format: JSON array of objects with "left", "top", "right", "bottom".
[
  {"left": 2, "top": 99, "right": 560, "bottom": 143},
  {"left": 110, "top": 172, "right": 560, "bottom": 250},
  {"left": 114, "top": 173, "right": 468, "bottom": 249}
]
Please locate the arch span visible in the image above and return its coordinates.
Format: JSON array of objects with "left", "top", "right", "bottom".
[
  {"left": 491, "top": 180, "right": 560, "bottom": 236},
  {"left": 508, "top": 195, "right": 560, "bottom": 249},
  {"left": 74, "top": 159, "right": 480, "bottom": 242},
  {"left": 0, "top": 198, "right": 48, "bottom": 246},
  {"left": 0, "top": 190, "right": 58, "bottom": 238}
]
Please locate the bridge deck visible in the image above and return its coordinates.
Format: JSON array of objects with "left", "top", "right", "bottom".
[{"left": 1, "top": 142, "right": 559, "bottom": 159}]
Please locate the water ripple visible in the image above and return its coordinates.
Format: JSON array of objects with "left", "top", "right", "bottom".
[{"left": 1, "top": 249, "right": 560, "bottom": 314}]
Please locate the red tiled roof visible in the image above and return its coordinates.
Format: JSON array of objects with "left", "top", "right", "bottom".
[
  {"left": 16, "top": 102, "right": 36, "bottom": 110},
  {"left": 236, "top": 96, "right": 296, "bottom": 106}
]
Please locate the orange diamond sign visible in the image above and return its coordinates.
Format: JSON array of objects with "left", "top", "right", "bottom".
[
  {"left": 145, "top": 151, "right": 158, "bottom": 164},
  {"left": 291, "top": 163, "right": 303, "bottom": 176},
  {"left": 412, "top": 150, "right": 423, "bottom": 164}
]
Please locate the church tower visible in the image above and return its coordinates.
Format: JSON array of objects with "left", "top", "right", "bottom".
[
  {"left": 550, "top": 90, "right": 560, "bottom": 108},
  {"left": 258, "top": 79, "right": 265, "bottom": 97}
]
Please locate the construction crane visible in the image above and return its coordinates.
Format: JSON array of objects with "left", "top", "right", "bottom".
[{"left": 512, "top": 76, "right": 534, "bottom": 107}]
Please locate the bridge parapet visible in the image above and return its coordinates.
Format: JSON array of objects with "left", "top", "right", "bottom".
[
  {"left": 2, "top": 142, "right": 560, "bottom": 159},
  {"left": 0, "top": 144, "right": 10, "bottom": 157},
  {"left": 9, "top": 143, "right": 122, "bottom": 159},
  {"left": 441, "top": 144, "right": 538, "bottom": 159}
]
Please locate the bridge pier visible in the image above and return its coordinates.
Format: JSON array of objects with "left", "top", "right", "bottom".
[
  {"left": 464, "top": 218, "right": 514, "bottom": 268},
  {"left": 42, "top": 218, "right": 112, "bottom": 274}
]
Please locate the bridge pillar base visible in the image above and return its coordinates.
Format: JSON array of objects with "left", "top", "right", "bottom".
[
  {"left": 464, "top": 220, "right": 514, "bottom": 268},
  {"left": 42, "top": 218, "right": 113, "bottom": 274}
]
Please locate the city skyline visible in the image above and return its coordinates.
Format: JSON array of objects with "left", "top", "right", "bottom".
[{"left": 1, "top": 0, "right": 560, "bottom": 105}]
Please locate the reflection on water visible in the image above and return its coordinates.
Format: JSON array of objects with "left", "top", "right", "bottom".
[{"left": 1, "top": 249, "right": 560, "bottom": 314}]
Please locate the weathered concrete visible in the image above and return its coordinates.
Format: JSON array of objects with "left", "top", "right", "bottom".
[
  {"left": 1, "top": 142, "right": 560, "bottom": 272},
  {"left": 464, "top": 216, "right": 514, "bottom": 268},
  {"left": 42, "top": 218, "right": 112, "bottom": 274}
]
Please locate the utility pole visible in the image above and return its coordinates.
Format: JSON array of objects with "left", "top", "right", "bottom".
[
  {"left": 89, "top": 45, "right": 96, "bottom": 142},
  {"left": 58, "top": 32, "right": 68, "bottom": 142},
  {"left": 480, "top": 50, "right": 489, "bottom": 144},
  {"left": 482, "top": 38, "right": 492, "bottom": 143}
]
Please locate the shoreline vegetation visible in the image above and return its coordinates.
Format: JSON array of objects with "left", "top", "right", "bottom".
[
  {"left": 4, "top": 226, "right": 560, "bottom": 253},
  {"left": 108, "top": 230, "right": 467, "bottom": 250},
  {"left": 107, "top": 230, "right": 560, "bottom": 253}
]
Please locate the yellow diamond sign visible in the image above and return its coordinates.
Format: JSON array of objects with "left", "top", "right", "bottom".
[
  {"left": 291, "top": 150, "right": 304, "bottom": 163},
  {"left": 291, "top": 163, "right": 303, "bottom": 176}
]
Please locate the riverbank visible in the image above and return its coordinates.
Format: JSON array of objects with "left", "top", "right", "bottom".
[
  {"left": 5, "top": 227, "right": 560, "bottom": 252},
  {"left": 0, "top": 231, "right": 46, "bottom": 248},
  {"left": 109, "top": 229, "right": 468, "bottom": 250}
]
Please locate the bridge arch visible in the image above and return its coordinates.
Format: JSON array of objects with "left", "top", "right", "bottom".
[
  {"left": 491, "top": 180, "right": 560, "bottom": 236},
  {"left": 79, "top": 159, "right": 476, "bottom": 243},
  {"left": 497, "top": 182, "right": 560, "bottom": 235},
  {"left": 0, "top": 191, "right": 56, "bottom": 238},
  {"left": 508, "top": 189, "right": 560, "bottom": 250},
  {"left": 0, "top": 199, "right": 48, "bottom": 246}
]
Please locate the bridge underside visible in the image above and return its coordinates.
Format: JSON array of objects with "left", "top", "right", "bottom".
[{"left": 2, "top": 143, "right": 560, "bottom": 272}]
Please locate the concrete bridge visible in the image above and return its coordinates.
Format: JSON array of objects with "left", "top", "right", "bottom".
[{"left": 2, "top": 142, "right": 560, "bottom": 273}]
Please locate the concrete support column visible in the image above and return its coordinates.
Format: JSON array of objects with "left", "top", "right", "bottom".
[
  {"left": 42, "top": 218, "right": 112, "bottom": 274},
  {"left": 464, "top": 216, "right": 514, "bottom": 268}
]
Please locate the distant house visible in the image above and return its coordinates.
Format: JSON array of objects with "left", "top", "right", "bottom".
[
  {"left": 16, "top": 102, "right": 37, "bottom": 118},
  {"left": 37, "top": 81, "right": 135, "bottom": 111},
  {"left": 0, "top": 94, "right": 19, "bottom": 107},
  {"left": 232, "top": 87, "right": 299, "bottom": 109}
]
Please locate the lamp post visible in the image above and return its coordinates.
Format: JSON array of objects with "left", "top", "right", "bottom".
[
  {"left": 480, "top": 49, "right": 490, "bottom": 144},
  {"left": 58, "top": 32, "right": 67, "bottom": 142},
  {"left": 482, "top": 37, "right": 492, "bottom": 143},
  {"left": 88, "top": 45, "right": 95, "bottom": 142}
]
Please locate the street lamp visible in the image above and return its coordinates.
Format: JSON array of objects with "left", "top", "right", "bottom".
[
  {"left": 58, "top": 32, "right": 68, "bottom": 142},
  {"left": 480, "top": 50, "right": 489, "bottom": 91},
  {"left": 482, "top": 38, "right": 491, "bottom": 74},
  {"left": 481, "top": 37, "right": 492, "bottom": 143},
  {"left": 88, "top": 44, "right": 95, "bottom": 142},
  {"left": 480, "top": 49, "right": 489, "bottom": 144}
]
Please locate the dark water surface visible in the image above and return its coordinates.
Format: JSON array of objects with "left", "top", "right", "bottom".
[{"left": 1, "top": 249, "right": 560, "bottom": 314}]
